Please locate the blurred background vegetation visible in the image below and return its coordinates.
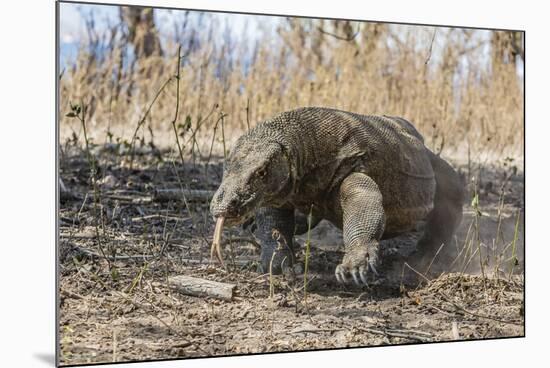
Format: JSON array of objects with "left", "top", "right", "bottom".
[{"left": 59, "top": 3, "right": 524, "bottom": 162}]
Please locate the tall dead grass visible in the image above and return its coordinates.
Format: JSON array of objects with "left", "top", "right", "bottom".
[{"left": 59, "top": 10, "right": 524, "bottom": 162}]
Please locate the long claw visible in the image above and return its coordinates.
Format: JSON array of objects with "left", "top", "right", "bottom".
[
  {"left": 359, "top": 265, "right": 369, "bottom": 285},
  {"left": 351, "top": 269, "right": 361, "bottom": 286},
  {"left": 369, "top": 262, "right": 379, "bottom": 277},
  {"left": 335, "top": 265, "right": 347, "bottom": 284}
]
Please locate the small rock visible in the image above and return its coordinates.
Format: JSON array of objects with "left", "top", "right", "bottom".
[{"left": 98, "top": 174, "right": 118, "bottom": 188}]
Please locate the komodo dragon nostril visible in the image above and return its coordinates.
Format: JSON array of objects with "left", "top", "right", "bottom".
[{"left": 229, "top": 197, "right": 240, "bottom": 208}]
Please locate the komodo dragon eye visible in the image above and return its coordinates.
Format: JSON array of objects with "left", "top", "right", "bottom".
[{"left": 257, "top": 167, "right": 267, "bottom": 178}]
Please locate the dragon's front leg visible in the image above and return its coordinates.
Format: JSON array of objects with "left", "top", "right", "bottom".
[{"left": 335, "top": 173, "right": 386, "bottom": 286}]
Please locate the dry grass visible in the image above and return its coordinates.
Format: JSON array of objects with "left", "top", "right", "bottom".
[
  {"left": 59, "top": 11, "right": 524, "bottom": 161},
  {"left": 58, "top": 149, "right": 524, "bottom": 365}
]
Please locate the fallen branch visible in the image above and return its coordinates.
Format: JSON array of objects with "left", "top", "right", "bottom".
[
  {"left": 61, "top": 232, "right": 96, "bottom": 240},
  {"left": 60, "top": 288, "right": 85, "bottom": 300},
  {"left": 65, "top": 243, "right": 154, "bottom": 262},
  {"left": 131, "top": 214, "right": 190, "bottom": 223},
  {"left": 99, "top": 194, "right": 153, "bottom": 204},
  {"left": 154, "top": 189, "right": 215, "bottom": 202},
  {"left": 169, "top": 257, "right": 257, "bottom": 267},
  {"left": 168, "top": 275, "right": 236, "bottom": 301},
  {"left": 356, "top": 327, "right": 432, "bottom": 342},
  {"left": 290, "top": 327, "right": 343, "bottom": 335}
]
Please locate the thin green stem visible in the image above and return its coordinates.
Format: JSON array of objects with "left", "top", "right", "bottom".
[
  {"left": 303, "top": 205, "right": 313, "bottom": 306},
  {"left": 171, "top": 45, "right": 186, "bottom": 166}
]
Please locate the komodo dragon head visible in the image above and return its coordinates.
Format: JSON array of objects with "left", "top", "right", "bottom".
[{"left": 210, "top": 136, "right": 293, "bottom": 226}]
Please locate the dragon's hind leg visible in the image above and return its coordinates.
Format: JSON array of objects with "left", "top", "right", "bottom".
[
  {"left": 412, "top": 151, "right": 464, "bottom": 269},
  {"left": 246, "top": 208, "right": 320, "bottom": 274},
  {"left": 253, "top": 207, "right": 296, "bottom": 274}
]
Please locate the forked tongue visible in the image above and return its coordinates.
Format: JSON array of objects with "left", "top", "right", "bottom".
[{"left": 210, "top": 216, "right": 226, "bottom": 268}]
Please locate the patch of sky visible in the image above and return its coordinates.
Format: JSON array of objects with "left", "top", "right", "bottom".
[
  {"left": 59, "top": 2, "right": 281, "bottom": 69},
  {"left": 59, "top": 2, "right": 521, "bottom": 98}
]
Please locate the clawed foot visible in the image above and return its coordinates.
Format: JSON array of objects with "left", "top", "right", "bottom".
[
  {"left": 335, "top": 247, "right": 380, "bottom": 286},
  {"left": 335, "top": 262, "right": 379, "bottom": 286}
]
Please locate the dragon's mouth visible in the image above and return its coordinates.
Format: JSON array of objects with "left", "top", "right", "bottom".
[
  {"left": 215, "top": 212, "right": 254, "bottom": 227},
  {"left": 212, "top": 193, "right": 259, "bottom": 227},
  {"left": 209, "top": 211, "right": 255, "bottom": 268},
  {"left": 221, "top": 216, "right": 241, "bottom": 226}
]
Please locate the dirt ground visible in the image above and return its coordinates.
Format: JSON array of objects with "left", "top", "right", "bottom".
[{"left": 58, "top": 144, "right": 524, "bottom": 366}]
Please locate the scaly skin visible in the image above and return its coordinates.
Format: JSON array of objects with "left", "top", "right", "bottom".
[{"left": 210, "top": 107, "right": 464, "bottom": 285}]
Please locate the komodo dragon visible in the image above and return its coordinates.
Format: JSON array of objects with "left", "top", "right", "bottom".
[{"left": 209, "top": 107, "right": 464, "bottom": 285}]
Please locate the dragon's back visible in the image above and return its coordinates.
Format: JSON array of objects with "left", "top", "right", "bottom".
[
  {"left": 272, "top": 107, "right": 433, "bottom": 178},
  {"left": 270, "top": 107, "right": 436, "bottom": 231}
]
